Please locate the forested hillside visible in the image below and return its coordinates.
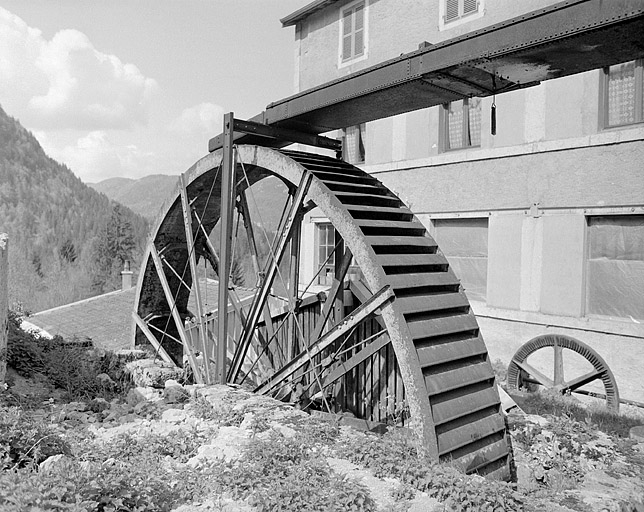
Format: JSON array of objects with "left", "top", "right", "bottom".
[
  {"left": 90, "top": 175, "right": 178, "bottom": 221},
  {"left": 0, "top": 105, "right": 149, "bottom": 313}
]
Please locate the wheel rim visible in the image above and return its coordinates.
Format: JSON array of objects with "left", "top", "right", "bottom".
[
  {"left": 133, "top": 145, "right": 511, "bottom": 478},
  {"left": 507, "top": 333, "right": 620, "bottom": 412}
]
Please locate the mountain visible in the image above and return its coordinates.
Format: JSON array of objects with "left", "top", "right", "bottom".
[
  {"left": 92, "top": 168, "right": 288, "bottom": 233},
  {"left": 90, "top": 175, "right": 178, "bottom": 221},
  {"left": 0, "top": 104, "right": 149, "bottom": 313}
]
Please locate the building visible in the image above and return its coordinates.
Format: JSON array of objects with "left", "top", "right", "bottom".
[{"left": 283, "top": 0, "right": 644, "bottom": 403}]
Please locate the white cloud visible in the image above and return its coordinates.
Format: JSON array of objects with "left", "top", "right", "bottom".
[
  {"left": 42, "top": 131, "right": 155, "bottom": 183},
  {"left": 172, "top": 102, "right": 225, "bottom": 138},
  {"left": 0, "top": 7, "right": 157, "bottom": 131}
]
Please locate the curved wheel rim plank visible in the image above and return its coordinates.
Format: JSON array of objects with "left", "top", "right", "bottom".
[
  {"left": 507, "top": 333, "right": 620, "bottom": 412},
  {"left": 132, "top": 146, "right": 511, "bottom": 478}
]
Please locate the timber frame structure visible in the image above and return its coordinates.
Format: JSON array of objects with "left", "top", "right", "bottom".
[{"left": 132, "top": 0, "right": 644, "bottom": 480}]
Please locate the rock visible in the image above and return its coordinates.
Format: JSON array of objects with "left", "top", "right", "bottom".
[
  {"left": 165, "top": 379, "right": 181, "bottom": 388},
  {"left": 164, "top": 385, "right": 190, "bottom": 404},
  {"left": 88, "top": 397, "right": 110, "bottom": 413},
  {"left": 187, "top": 426, "right": 249, "bottom": 466},
  {"left": 161, "top": 408, "right": 188, "bottom": 423},
  {"left": 96, "top": 373, "right": 117, "bottom": 389},
  {"left": 126, "top": 386, "right": 164, "bottom": 405},
  {"left": 630, "top": 426, "right": 644, "bottom": 443},
  {"left": 66, "top": 401, "right": 87, "bottom": 412},
  {"left": 116, "top": 349, "right": 147, "bottom": 361},
  {"left": 39, "top": 454, "right": 70, "bottom": 474},
  {"left": 125, "top": 359, "right": 183, "bottom": 388}
]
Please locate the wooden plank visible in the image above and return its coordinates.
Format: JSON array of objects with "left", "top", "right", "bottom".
[
  {"left": 377, "top": 253, "right": 448, "bottom": 268},
  {"left": 431, "top": 384, "right": 501, "bottom": 426},
  {"left": 425, "top": 361, "right": 493, "bottom": 396},
  {"left": 365, "top": 235, "right": 438, "bottom": 250},
  {"left": 322, "top": 333, "right": 390, "bottom": 388},
  {"left": 416, "top": 335, "right": 487, "bottom": 368},
  {"left": 397, "top": 293, "right": 470, "bottom": 315},
  {"left": 437, "top": 413, "right": 506, "bottom": 456},
  {"left": 255, "top": 285, "right": 394, "bottom": 395},
  {"left": 387, "top": 272, "right": 460, "bottom": 290}
]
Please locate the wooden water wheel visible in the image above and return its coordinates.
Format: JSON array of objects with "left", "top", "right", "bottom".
[
  {"left": 507, "top": 334, "right": 620, "bottom": 412},
  {"left": 132, "top": 145, "right": 511, "bottom": 479}
]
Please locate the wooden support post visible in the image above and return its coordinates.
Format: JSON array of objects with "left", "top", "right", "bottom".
[
  {"left": 0, "top": 234, "right": 8, "bottom": 387},
  {"left": 180, "top": 173, "right": 212, "bottom": 384},
  {"left": 217, "top": 112, "right": 236, "bottom": 384},
  {"left": 287, "top": 209, "right": 302, "bottom": 360},
  {"left": 333, "top": 230, "right": 345, "bottom": 331}
]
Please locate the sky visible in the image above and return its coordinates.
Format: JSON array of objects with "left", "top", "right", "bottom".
[{"left": 0, "top": 0, "right": 310, "bottom": 183}]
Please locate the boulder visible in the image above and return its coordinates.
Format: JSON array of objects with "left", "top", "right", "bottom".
[
  {"left": 125, "top": 359, "right": 182, "bottom": 388},
  {"left": 164, "top": 385, "right": 190, "bottom": 404}
]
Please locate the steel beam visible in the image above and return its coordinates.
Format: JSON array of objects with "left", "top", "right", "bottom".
[
  {"left": 217, "top": 113, "right": 236, "bottom": 384},
  {"left": 209, "top": 0, "right": 644, "bottom": 151}
]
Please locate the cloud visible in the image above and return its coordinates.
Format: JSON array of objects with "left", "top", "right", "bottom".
[
  {"left": 172, "top": 102, "right": 225, "bottom": 138},
  {"left": 40, "top": 131, "right": 155, "bottom": 183},
  {"left": 0, "top": 7, "right": 157, "bottom": 131}
]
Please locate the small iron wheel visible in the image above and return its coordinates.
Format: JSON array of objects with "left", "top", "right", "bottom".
[{"left": 507, "top": 334, "right": 619, "bottom": 412}]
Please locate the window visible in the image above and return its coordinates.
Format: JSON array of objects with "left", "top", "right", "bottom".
[
  {"left": 444, "top": 0, "right": 479, "bottom": 23},
  {"left": 340, "top": 1, "right": 366, "bottom": 64},
  {"left": 601, "top": 59, "right": 644, "bottom": 128},
  {"left": 343, "top": 124, "right": 365, "bottom": 164},
  {"left": 317, "top": 223, "right": 336, "bottom": 285},
  {"left": 440, "top": 97, "right": 481, "bottom": 151},
  {"left": 433, "top": 218, "right": 488, "bottom": 302},
  {"left": 586, "top": 215, "right": 644, "bottom": 321}
]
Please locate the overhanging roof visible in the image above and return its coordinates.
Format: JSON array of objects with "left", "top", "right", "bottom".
[
  {"left": 281, "top": 0, "right": 340, "bottom": 27},
  {"left": 211, "top": 0, "right": 644, "bottom": 151}
]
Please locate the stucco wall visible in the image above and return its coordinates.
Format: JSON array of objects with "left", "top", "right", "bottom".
[
  {"left": 293, "top": 0, "right": 564, "bottom": 91},
  {"left": 372, "top": 139, "right": 644, "bottom": 214}
]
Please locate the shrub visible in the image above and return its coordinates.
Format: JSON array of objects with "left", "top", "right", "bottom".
[
  {"left": 0, "top": 406, "right": 70, "bottom": 470},
  {"left": 212, "top": 432, "right": 375, "bottom": 512}
]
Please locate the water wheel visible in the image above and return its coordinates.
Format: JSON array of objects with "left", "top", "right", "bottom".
[
  {"left": 132, "top": 145, "right": 511, "bottom": 478},
  {"left": 507, "top": 334, "right": 619, "bottom": 412}
]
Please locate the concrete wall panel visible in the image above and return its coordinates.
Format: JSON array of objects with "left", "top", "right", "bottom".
[
  {"left": 539, "top": 215, "right": 586, "bottom": 317},
  {"left": 487, "top": 216, "right": 522, "bottom": 310}
]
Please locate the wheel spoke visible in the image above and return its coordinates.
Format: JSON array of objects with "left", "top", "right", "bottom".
[
  {"left": 180, "top": 173, "right": 212, "bottom": 384},
  {"left": 562, "top": 369, "right": 603, "bottom": 391},
  {"left": 229, "top": 171, "right": 313, "bottom": 382},
  {"left": 553, "top": 341, "right": 564, "bottom": 386},
  {"left": 149, "top": 243, "right": 202, "bottom": 382},
  {"left": 513, "top": 360, "right": 554, "bottom": 388}
]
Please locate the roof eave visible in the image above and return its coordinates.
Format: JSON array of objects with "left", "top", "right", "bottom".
[{"left": 280, "top": 0, "right": 340, "bottom": 27}]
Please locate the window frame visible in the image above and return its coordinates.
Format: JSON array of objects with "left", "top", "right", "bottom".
[
  {"left": 599, "top": 59, "right": 644, "bottom": 130},
  {"left": 338, "top": 0, "right": 368, "bottom": 68},
  {"left": 315, "top": 222, "right": 336, "bottom": 285},
  {"left": 439, "top": 97, "right": 482, "bottom": 152},
  {"left": 342, "top": 123, "right": 366, "bottom": 164},
  {"left": 584, "top": 213, "right": 644, "bottom": 321},
  {"left": 439, "top": 0, "right": 483, "bottom": 30}
]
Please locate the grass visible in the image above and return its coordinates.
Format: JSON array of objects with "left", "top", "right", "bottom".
[{"left": 510, "top": 389, "right": 644, "bottom": 438}]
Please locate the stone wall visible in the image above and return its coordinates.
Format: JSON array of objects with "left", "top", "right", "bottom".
[{"left": 0, "top": 234, "right": 8, "bottom": 386}]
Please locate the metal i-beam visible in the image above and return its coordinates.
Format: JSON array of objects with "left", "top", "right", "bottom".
[
  {"left": 217, "top": 112, "right": 236, "bottom": 384},
  {"left": 209, "top": 0, "right": 644, "bottom": 151}
]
